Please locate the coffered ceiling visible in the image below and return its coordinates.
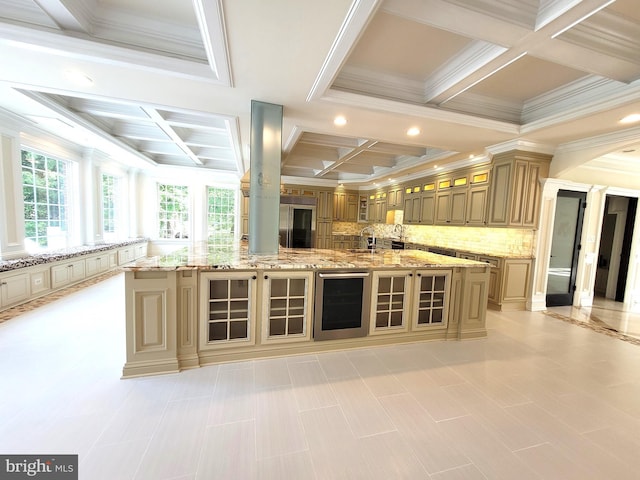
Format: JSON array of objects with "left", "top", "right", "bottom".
[{"left": 0, "top": 0, "right": 639, "bottom": 188}]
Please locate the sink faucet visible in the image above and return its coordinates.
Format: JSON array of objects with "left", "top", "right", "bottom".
[
  {"left": 393, "top": 224, "right": 404, "bottom": 240},
  {"left": 359, "top": 226, "right": 375, "bottom": 249}
]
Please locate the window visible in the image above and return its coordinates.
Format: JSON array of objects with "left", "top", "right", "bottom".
[
  {"left": 21, "top": 150, "right": 71, "bottom": 250},
  {"left": 206, "top": 186, "right": 236, "bottom": 244},
  {"left": 158, "top": 183, "right": 189, "bottom": 239},
  {"left": 102, "top": 173, "right": 120, "bottom": 240}
]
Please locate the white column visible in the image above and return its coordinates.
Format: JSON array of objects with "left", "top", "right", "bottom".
[
  {"left": 0, "top": 129, "right": 27, "bottom": 259},
  {"left": 627, "top": 205, "right": 640, "bottom": 311},
  {"left": 79, "top": 148, "right": 104, "bottom": 245},
  {"left": 528, "top": 179, "right": 560, "bottom": 310}
]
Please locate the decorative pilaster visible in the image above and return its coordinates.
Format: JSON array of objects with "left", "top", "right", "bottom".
[{"left": 0, "top": 130, "right": 27, "bottom": 259}]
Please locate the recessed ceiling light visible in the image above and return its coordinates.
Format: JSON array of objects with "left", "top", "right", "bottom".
[
  {"left": 65, "top": 70, "right": 93, "bottom": 86},
  {"left": 334, "top": 116, "right": 347, "bottom": 126},
  {"left": 620, "top": 113, "right": 640, "bottom": 124},
  {"left": 407, "top": 127, "right": 420, "bottom": 136}
]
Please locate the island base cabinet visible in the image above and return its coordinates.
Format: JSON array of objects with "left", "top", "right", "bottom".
[
  {"left": 122, "top": 271, "right": 179, "bottom": 378},
  {"left": 177, "top": 271, "right": 199, "bottom": 369},
  {"left": 456, "top": 267, "right": 490, "bottom": 339},
  {"left": 122, "top": 265, "right": 489, "bottom": 377}
]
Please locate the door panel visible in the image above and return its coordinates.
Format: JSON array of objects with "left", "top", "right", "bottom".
[{"left": 546, "top": 190, "right": 586, "bottom": 307}]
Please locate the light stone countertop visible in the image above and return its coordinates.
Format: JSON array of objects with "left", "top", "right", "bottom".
[{"left": 123, "top": 242, "right": 489, "bottom": 272}]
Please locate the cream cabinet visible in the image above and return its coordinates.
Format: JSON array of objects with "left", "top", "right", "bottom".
[
  {"left": 358, "top": 195, "right": 368, "bottom": 222},
  {"left": 333, "top": 190, "right": 358, "bottom": 222},
  {"left": 403, "top": 185, "right": 422, "bottom": 224},
  {"left": 486, "top": 257, "right": 532, "bottom": 311},
  {"left": 411, "top": 269, "right": 451, "bottom": 330},
  {"left": 0, "top": 272, "right": 30, "bottom": 308},
  {"left": 85, "top": 253, "right": 110, "bottom": 277},
  {"left": 118, "top": 246, "right": 136, "bottom": 265},
  {"left": 466, "top": 184, "right": 489, "bottom": 225},
  {"left": 0, "top": 241, "right": 147, "bottom": 314},
  {"left": 435, "top": 188, "right": 467, "bottom": 225},
  {"left": 51, "top": 259, "right": 86, "bottom": 289},
  {"left": 367, "top": 191, "right": 388, "bottom": 223},
  {"left": 387, "top": 186, "right": 404, "bottom": 209},
  {"left": 487, "top": 151, "right": 550, "bottom": 228},
  {"left": 199, "top": 271, "right": 258, "bottom": 349},
  {"left": 261, "top": 271, "right": 314, "bottom": 343},
  {"left": 316, "top": 189, "right": 333, "bottom": 221},
  {"left": 369, "top": 270, "right": 412, "bottom": 335}
]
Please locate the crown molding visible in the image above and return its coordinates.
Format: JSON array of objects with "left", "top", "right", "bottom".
[
  {"left": 0, "top": 22, "right": 218, "bottom": 83},
  {"left": 425, "top": 40, "right": 507, "bottom": 102},
  {"left": 485, "top": 139, "right": 555, "bottom": 156},
  {"left": 522, "top": 77, "right": 640, "bottom": 132},
  {"left": 561, "top": 10, "right": 640, "bottom": 67},
  {"left": 444, "top": 91, "right": 522, "bottom": 123},
  {"left": 333, "top": 65, "right": 425, "bottom": 104},
  {"left": 555, "top": 124, "right": 640, "bottom": 155}
]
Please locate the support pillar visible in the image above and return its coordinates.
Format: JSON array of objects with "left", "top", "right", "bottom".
[
  {"left": 248, "top": 100, "right": 282, "bottom": 255},
  {"left": 0, "top": 130, "right": 27, "bottom": 259}
]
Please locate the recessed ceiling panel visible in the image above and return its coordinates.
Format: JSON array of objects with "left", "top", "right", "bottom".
[
  {"left": 468, "top": 55, "right": 588, "bottom": 103},
  {"left": 344, "top": 11, "right": 471, "bottom": 80}
]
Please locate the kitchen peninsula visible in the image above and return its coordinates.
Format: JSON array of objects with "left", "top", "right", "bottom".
[{"left": 122, "top": 243, "right": 490, "bottom": 378}]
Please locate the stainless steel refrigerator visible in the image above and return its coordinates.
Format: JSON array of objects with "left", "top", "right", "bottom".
[{"left": 279, "top": 196, "right": 317, "bottom": 248}]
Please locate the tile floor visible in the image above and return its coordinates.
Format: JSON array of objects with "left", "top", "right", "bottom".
[{"left": 1, "top": 273, "right": 640, "bottom": 479}]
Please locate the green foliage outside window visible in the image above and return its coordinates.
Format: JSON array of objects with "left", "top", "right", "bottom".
[
  {"left": 22, "top": 150, "right": 69, "bottom": 249},
  {"left": 158, "top": 183, "right": 190, "bottom": 239},
  {"left": 207, "top": 186, "right": 235, "bottom": 243}
]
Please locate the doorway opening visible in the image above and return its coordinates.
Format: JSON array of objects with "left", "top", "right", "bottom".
[
  {"left": 546, "top": 190, "right": 586, "bottom": 307},
  {"left": 595, "top": 195, "right": 637, "bottom": 303}
]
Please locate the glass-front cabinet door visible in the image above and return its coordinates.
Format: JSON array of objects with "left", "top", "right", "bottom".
[
  {"left": 411, "top": 270, "right": 451, "bottom": 330},
  {"left": 199, "top": 271, "right": 258, "bottom": 350},
  {"left": 369, "top": 270, "right": 412, "bottom": 335},
  {"left": 261, "top": 271, "right": 314, "bottom": 343}
]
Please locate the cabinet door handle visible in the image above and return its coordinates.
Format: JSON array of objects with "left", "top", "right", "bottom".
[{"left": 0, "top": 281, "right": 7, "bottom": 286}]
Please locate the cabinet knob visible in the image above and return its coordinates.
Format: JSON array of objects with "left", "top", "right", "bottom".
[
  {"left": 264, "top": 275, "right": 269, "bottom": 279},
  {"left": 417, "top": 273, "right": 421, "bottom": 277},
  {"left": 409, "top": 273, "right": 413, "bottom": 277}
]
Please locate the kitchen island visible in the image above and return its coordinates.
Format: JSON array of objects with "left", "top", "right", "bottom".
[{"left": 122, "top": 243, "right": 490, "bottom": 378}]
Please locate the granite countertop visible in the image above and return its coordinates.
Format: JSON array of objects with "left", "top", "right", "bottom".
[
  {"left": 124, "top": 242, "right": 488, "bottom": 272},
  {"left": 0, "top": 238, "right": 148, "bottom": 273}
]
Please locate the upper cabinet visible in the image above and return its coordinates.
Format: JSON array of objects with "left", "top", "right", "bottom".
[
  {"left": 486, "top": 151, "right": 551, "bottom": 228},
  {"left": 333, "top": 190, "right": 358, "bottom": 222},
  {"left": 434, "top": 174, "right": 468, "bottom": 226},
  {"left": 367, "top": 190, "right": 388, "bottom": 223},
  {"left": 386, "top": 186, "right": 404, "bottom": 209}
]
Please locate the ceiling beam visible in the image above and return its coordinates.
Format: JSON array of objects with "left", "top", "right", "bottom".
[
  {"left": 192, "top": 0, "right": 232, "bottom": 85},
  {"left": 142, "top": 108, "right": 203, "bottom": 166},
  {"left": 34, "top": 0, "right": 94, "bottom": 33}
]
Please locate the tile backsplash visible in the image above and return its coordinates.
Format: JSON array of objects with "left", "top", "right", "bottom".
[{"left": 332, "top": 220, "right": 536, "bottom": 257}]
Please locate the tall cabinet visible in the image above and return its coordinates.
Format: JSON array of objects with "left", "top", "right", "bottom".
[{"left": 487, "top": 151, "right": 551, "bottom": 228}]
